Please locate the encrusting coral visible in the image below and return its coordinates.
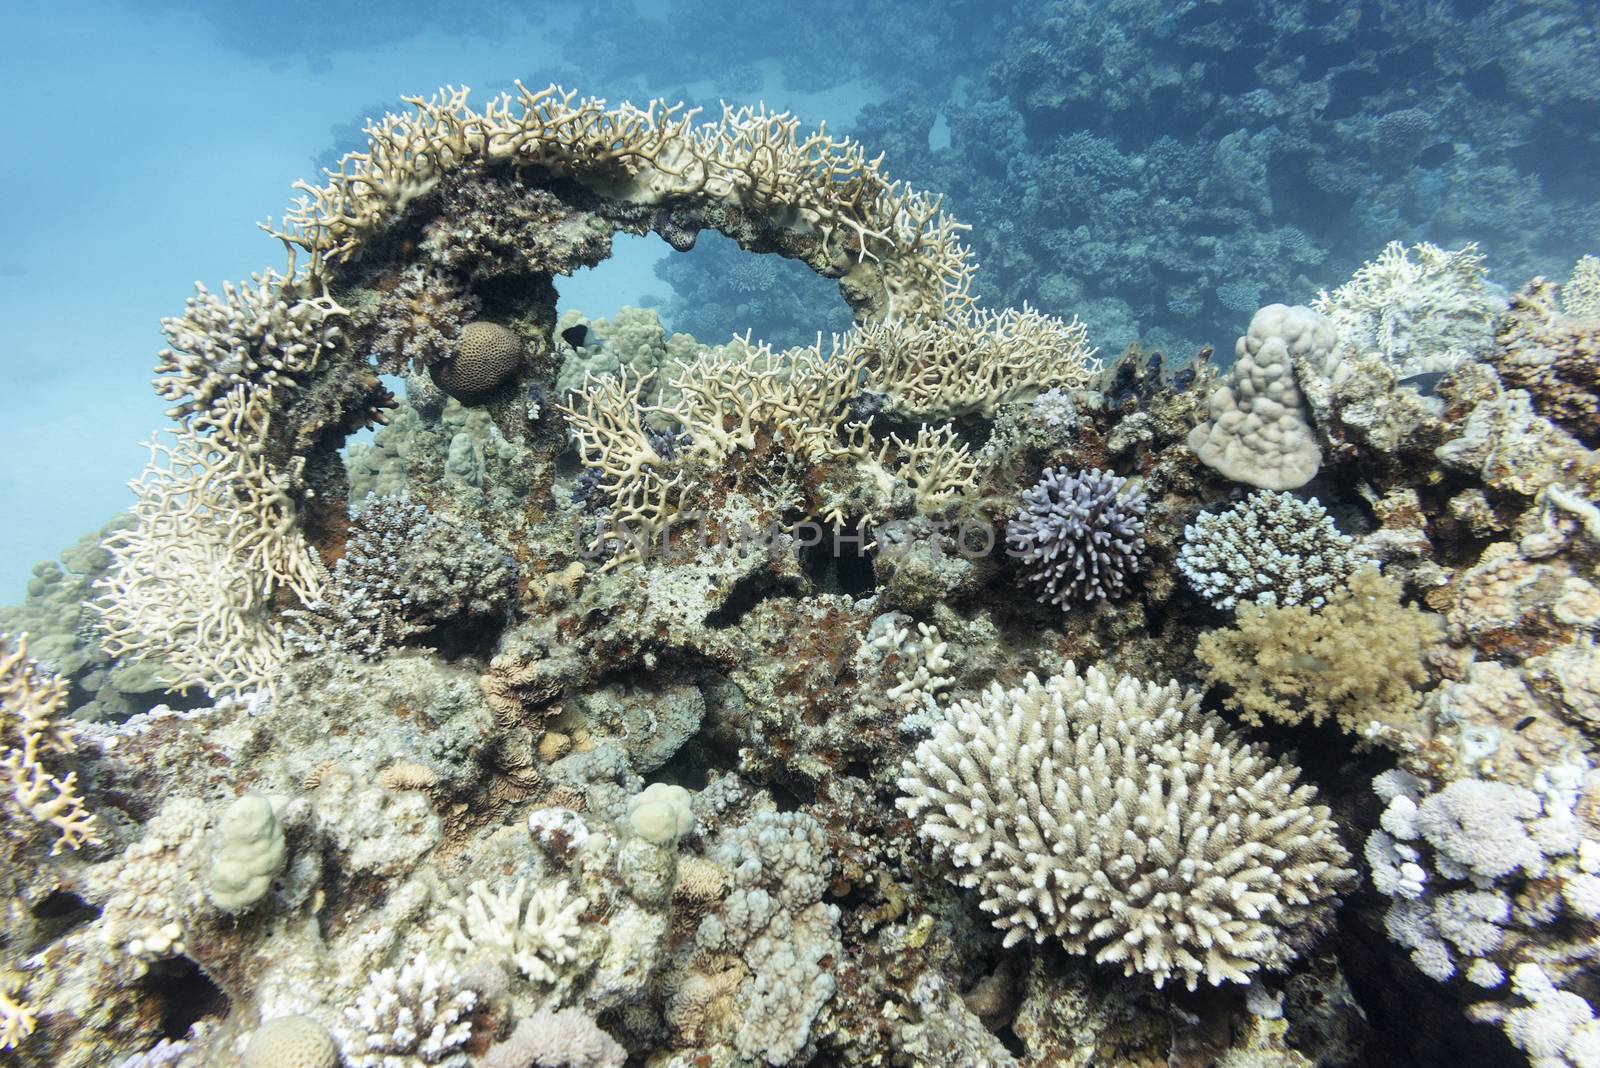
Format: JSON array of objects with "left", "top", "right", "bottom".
[
  {"left": 1196, "top": 568, "right": 1443, "bottom": 736},
  {"left": 897, "top": 663, "right": 1355, "bottom": 989}
]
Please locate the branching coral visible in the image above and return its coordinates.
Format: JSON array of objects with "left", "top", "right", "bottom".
[
  {"left": 1178, "top": 490, "right": 1370, "bottom": 610},
  {"left": 853, "top": 304, "right": 1099, "bottom": 418},
  {"left": 340, "top": 951, "right": 476, "bottom": 1067},
  {"left": 1313, "top": 241, "right": 1501, "bottom": 376},
  {"left": 371, "top": 265, "right": 480, "bottom": 376},
  {"left": 265, "top": 84, "right": 975, "bottom": 321},
  {"left": 1006, "top": 467, "right": 1147, "bottom": 606},
  {"left": 289, "top": 495, "right": 513, "bottom": 658},
  {"left": 1195, "top": 568, "right": 1442, "bottom": 734},
  {"left": 155, "top": 272, "right": 348, "bottom": 421},
  {"left": 0, "top": 634, "right": 96, "bottom": 852},
  {"left": 897, "top": 664, "right": 1355, "bottom": 989},
  {"left": 437, "top": 878, "right": 587, "bottom": 985}
]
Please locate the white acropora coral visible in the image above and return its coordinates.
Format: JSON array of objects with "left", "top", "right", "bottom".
[
  {"left": 1177, "top": 490, "right": 1370, "bottom": 610},
  {"left": 340, "top": 951, "right": 476, "bottom": 1067},
  {"left": 1312, "top": 240, "right": 1503, "bottom": 376},
  {"left": 437, "top": 878, "right": 587, "bottom": 984},
  {"left": 897, "top": 663, "right": 1355, "bottom": 989}
]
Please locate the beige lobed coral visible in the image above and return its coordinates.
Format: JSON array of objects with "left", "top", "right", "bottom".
[
  {"left": 1196, "top": 568, "right": 1443, "bottom": 735},
  {"left": 897, "top": 664, "right": 1355, "bottom": 989},
  {"left": 1188, "top": 304, "right": 1334, "bottom": 491}
]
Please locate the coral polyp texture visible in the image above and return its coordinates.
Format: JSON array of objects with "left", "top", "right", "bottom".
[
  {"left": 896, "top": 664, "right": 1355, "bottom": 989},
  {"left": 9, "top": 70, "right": 1600, "bottom": 1068},
  {"left": 1177, "top": 490, "right": 1370, "bottom": 610},
  {"left": 1006, "top": 466, "right": 1148, "bottom": 606}
]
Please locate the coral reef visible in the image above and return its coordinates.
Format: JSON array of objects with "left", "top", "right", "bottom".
[{"left": 9, "top": 77, "right": 1600, "bottom": 1068}]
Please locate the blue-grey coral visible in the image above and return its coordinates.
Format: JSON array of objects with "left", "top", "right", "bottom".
[
  {"left": 1177, "top": 490, "right": 1370, "bottom": 610},
  {"left": 289, "top": 495, "right": 514, "bottom": 658},
  {"left": 1005, "top": 466, "right": 1147, "bottom": 606},
  {"left": 897, "top": 664, "right": 1355, "bottom": 989}
]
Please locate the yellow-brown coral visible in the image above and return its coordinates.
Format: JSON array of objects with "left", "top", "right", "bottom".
[
  {"left": 1195, "top": 569, "right": 1443, "bottom": 735},
  {"left": 0, "top": 635, "right": 96, "bottom": 853}
]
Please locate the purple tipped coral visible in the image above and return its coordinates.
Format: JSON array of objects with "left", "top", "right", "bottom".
[{"left": 1006, "top": 467, "right": 1148, "bottom": 606}]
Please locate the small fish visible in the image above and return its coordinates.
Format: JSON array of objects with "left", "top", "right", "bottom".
[
  {"left": 1399, "top": 371, "right": 1445, "bottom": 394},
  {"left": 561, "top": 324, "right": 595, "bottom": 350}
]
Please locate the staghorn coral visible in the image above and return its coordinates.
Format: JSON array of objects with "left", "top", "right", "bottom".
[
  {"left": 0, "top": 975, "right": 35, "bottom": 1053},
  {"left": 267, "top": 84, "right": 975, "bottom": 322},
  {"left": 1177, "top": 490, "right": 1370, "bottom": 610},
  {"left": 1313, "top": 241, "right": 1502, "bottom": 376},
  {"left": 1005, "top": 467, "right": 1148, "bottom": 606},
  {"left": 1188, "top": 304, "right": 1335, "bottom": 490},
  {"left": 0, "top": 633, "right": 96, "bottom": 852},
  {"left": 854, "top": 304, "right": 1100, "bottom": 418},
  {"left": 1196, "top": 568, "right": 1443, "bottom": 735},
  {"left": 371, "top": 265, "right": 481, "bottom": 376},
  {"left": 897, "top": 664, "right": 1355, "bottom": 989}
]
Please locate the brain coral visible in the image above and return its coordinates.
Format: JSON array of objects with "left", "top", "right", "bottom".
[
  {"left": 897, "top": 664, "right": 1355, "bottom": 989},
  {"left": 242, "top": 1016, "right": 337, "bottom": 1068},
  {"left": 1005, "top": 467, "right": 1147, "bottom": 606},
  {"left": 431, "top": 321, "right": 524, "bottom": 403}
]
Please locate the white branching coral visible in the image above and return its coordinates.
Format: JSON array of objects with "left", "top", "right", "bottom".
[
  {"left": 266, "top": 84, "right": 974, "bottom": 321},
  {"left": 877, "top": 424, "right": 978, "bottom": 513},
  {"left": 854, "top": 304, "right": 1100, "bottom": 418},
  {"left": 897, "top": 664, "right": 1355, "bottom": 989},
  {"left": 94, "top": 401, "right": 322, "bottom": 696},
  {"left": 0, "top": 634, "right": 96, "bottom": 852},
  {"left": 437, "top": 878, "right": 587, "bottom": 985},
  {"left": 1177, "top": 490, "right": 1370, "bottom": 610},
  {"left": 341, "top": 951, "right": 476, "bottom": 1067},
  {"left": 155, "top": 272, "right": 347, "bottom": 420},
  {"left": 1562, "top": 254, "right": 1600, "bottom": 320},
  {"left": 1313, "top": 240, "right": 1502, "bottom": 376}
]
